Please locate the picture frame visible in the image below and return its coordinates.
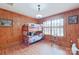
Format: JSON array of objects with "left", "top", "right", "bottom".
[
  {"left": 0, "top": 18, "right": 13, "bottom": 27},
  {"left": 68, "top": 15, "right": 78, "bottom": 24}
]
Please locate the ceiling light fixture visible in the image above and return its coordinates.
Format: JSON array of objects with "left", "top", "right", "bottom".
[
  {"left": 36, "top": 14, "right": 42, "bottom": 18},
  {"left": 36, "top": 4, "right": 42, "bottom": 19},
  {"left": 37, "top": 4, "right": 40, "bottom": 11}
]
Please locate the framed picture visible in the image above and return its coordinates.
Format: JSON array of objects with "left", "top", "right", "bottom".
[
  {"left": 68, "top": 15, "right": 78, "bottom": 24},
  {"left": 0, "top": 19, "right": 13, "bottom": 27}
]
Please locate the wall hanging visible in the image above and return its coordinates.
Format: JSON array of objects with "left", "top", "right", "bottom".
[
  {"left": 68, "top": 15, "right": 78, "bottom": 24},
  {"left": 0, "top": 19, "right": 13, "bottom": 27}
]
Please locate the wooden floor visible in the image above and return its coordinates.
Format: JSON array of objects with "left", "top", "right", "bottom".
[{"left": 0, "top": 40, "right": 73, "bottom": 55}]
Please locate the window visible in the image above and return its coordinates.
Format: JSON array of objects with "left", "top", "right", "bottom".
[
  {"left": 43, "top": 18, "right": 64, "bottom": 37},
  {"left": 43, "top": 20, "right": 51, "bottom": 35},
  {"left": 51, "top": 18, "right": 64, "bottom": 37}
]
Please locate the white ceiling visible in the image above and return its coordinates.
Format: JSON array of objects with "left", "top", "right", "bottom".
[{"left": 0, "top": 3, "right": 79, "bottom": 19}]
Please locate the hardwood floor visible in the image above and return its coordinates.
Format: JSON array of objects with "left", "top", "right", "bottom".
[{"left": 0, "top": 40, "right": 73, "bottom": 55}]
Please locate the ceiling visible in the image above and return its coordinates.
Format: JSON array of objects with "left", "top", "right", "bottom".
[{"left": 0, "top": 3, "right": 79, "bottom": 19}]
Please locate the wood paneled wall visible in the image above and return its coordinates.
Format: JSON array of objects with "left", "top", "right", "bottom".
[
  {"left": 0, "top": 8, "right": 79, "bottom": 49},
  {"left": 0, "top": 8, "right": 38, "bottom": 48},
  {"left": 39, "top": 8, "right": 79, "bottom": 48}
]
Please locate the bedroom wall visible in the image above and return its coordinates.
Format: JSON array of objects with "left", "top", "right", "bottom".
[
  {"left": 0, "top": 8, "right": 79, "bottom": 49},
  {"left": 0, "top": 8, "right": 38, "bottom": 48},
  {"left": 39, "top": 8, "right": 79, "bottom": 48}
]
